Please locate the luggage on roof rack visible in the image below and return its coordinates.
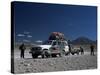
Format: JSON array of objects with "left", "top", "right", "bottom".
[{"left": 48, "top": 32, "right": 65, "bottom": 40}]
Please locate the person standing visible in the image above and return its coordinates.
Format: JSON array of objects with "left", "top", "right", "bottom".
[
  {"left": 19, "top": 43, "right": 26, "bottom": 58},
  {"left": 80, "top": 46, "right": 84, "bottom": 55},
  {"left": 90, "top": 44, "right": 95, "bottom": 56},
  {"left": 68, "top": 44, "right": 72, "bottom": 55}
]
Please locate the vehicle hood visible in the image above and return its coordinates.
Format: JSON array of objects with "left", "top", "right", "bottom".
[{"left": 39, "top": 45, "right": 51, "bottom": 50}]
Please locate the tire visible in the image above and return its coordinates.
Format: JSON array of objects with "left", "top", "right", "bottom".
[
  {"left": 71, "top": 53, "right": 74, "bottom": 55},
  {"left": 45, "top": 51, "right": 50, "bottom": 58},
  {"left": 42, "top": 55, "right": 45, "bottom": 58},
  {"left": 59, "top": 53, "right": 61, "bottom": 57},
  {"left": 62, "top": 50, "right": 66, "bottom": 56},
  {"left": 65, "top": 52, "right": 70, "bottom": 56},
  {"left": 46, "top": 54, "right": 50, "bottom": 58},
  {"left": 32, "top": 54, "right": 38, "bottom": 58},
  {"left": 51, "top": 54, "right": 57, "bottom": 57},
  {"left": 77, "top": 52, "right": 79, "bottom": 55}
]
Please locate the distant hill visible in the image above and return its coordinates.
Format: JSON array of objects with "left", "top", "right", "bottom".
[{"left": 71, "top": 37, "right": 96, "bottom": 45}]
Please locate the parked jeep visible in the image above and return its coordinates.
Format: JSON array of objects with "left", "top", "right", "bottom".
[
  {"left": 41, "top": 40, "right": 69, "bottom": 57},
  {"left": 29, "top": 40, "right": 69, "bottom": 58},
  {"left": 71, "top": 47, "right": 81, "bottom": 55}
]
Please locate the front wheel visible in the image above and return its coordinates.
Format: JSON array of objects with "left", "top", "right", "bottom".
[{"left": 32, "top": 54, "right": 38, "bottom": 58}]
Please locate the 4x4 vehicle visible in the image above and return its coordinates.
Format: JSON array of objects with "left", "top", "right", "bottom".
[
  {"left": 71, "top": 47, "right": 80, "bottom": 55},
  {"left": 41, "top": 40, "right": 69, "bottom": 57},
  {"left": 29, "top": 40, "right": 69, "bottom": 58}
]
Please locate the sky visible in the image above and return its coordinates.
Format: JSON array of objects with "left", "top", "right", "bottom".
[{"left": 12, "top": 1, "right": 97, "bottom": 42}]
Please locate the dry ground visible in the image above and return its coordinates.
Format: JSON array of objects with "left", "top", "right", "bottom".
[{"left": 13, "top": 49, "right": 97, "bottom": 74}]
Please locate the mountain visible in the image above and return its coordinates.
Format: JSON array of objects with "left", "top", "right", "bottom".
[{"left": 71, "top": 37, "right": 96, "bottom": 45}]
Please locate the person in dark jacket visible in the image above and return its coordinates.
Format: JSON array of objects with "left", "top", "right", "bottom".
[
  {"left": 80, "top": 46, "right": 84, "bottom": 55},
  {"left": 90, "top": 44, "right": 95, "bottom": 56},
  {"left": 19, "top": 43, "right": 26, "bottom": 58},
  {"left": 68, "top": 44, "right": 71, "bottom": 55}
]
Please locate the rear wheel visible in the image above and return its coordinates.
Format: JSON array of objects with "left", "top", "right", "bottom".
[
  {"left": 51, "top": 54, "right": 57, "bottom": 57},
  {"left": 71, "top": 53, "right": 74, "bottom": 55},
  {"left": 65, "top": 52, "right": 70, "bottom": 56},
  {"left": 62, "top": 50, "right": 66, "bottom": 56},
  {"left": 59, "top": 53, "right": 61, "bottom": 57},
  {"left": 77, "top": 51, "right": 79, "bottom": 55},
  {"left": 42, "top": 55, "right": 45, "bottom": 58}
]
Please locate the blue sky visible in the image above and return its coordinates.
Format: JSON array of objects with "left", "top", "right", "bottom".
[{"left": 13, "top": 2, "right": 97, "bottom": 42}]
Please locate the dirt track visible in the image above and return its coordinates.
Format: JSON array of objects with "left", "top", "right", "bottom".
[{"left": 14, "top": 51, "right": 97, "bottom": 74}]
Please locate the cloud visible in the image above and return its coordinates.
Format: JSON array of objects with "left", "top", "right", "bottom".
[
  {"left": 27, "top": 35, "right": 32, "bottom": 38},
  {"left": 35, "top": 40, "right": 43, "bottom": 43},
  {"left": 23, "top": 39, "right": 30, "bottom": 42},
  {"left": 17, "top": 34, "right": 25, "bottom": 37},
  {"left": 24, "top": 31, "right": 30, "bottom": 34}
]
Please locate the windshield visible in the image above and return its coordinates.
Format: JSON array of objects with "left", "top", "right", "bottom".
[
  {"left": 52, "top": 41, "right": 57, "bottom": 46},
  {"left": 58, "top": 41, "right": 68, "bottom": 46},
  {"left": 62, "top": 41, "right": 68, "bottom": 46},
  {"left": 42, "top": 40, "right": 52, "bottom": 45}
]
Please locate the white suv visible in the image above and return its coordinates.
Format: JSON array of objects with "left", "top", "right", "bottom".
[
  {"left": 39, "top": 40, "right": 69, "bottom": 57},
  {"left": 30, "top": 40, "right": 69, "bottom": 58}
]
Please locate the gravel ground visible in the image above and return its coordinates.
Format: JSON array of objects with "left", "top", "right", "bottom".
[{"left": 14, "top": 52, "right": 97, "bottom": 74}]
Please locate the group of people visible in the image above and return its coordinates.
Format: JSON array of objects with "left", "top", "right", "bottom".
[
  {"left": 69, "top": 44, "right": 95, "bottom": 56},
  {"left": 68, "top": 44, "right": 84, "bottom": 55},
  {"left": 19, "top": 43, "right": 95, "bottom": 58}
]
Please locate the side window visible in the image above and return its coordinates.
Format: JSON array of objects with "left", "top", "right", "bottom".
[
  {"left": 48, "top": 41, "right": 52, "bottom": 45},
  {"left": 52, "top": 41, "right": 57, "bottom": 46},
  {"left": 58, "top": 41, "right": 61, "bottom": 45},
  {"left": 62, "top": 42, "right": 65, "bottom": 46}
]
